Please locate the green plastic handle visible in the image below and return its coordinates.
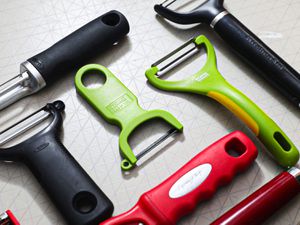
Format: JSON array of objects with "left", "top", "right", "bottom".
[
  {"left": 75, "top": 64, "right": 183, "bottom": 170},
  {"left": 146, "top": 35, "right": 299, "bottom": 168}
]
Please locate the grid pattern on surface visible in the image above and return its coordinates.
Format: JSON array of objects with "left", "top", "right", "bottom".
[{"left": 0, "top": 0, "right": 300, "bottom": 224}]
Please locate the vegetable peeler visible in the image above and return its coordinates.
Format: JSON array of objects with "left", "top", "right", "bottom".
[
  {"left": 75, "top": 64, "right": 183, "bottom": 171},
  {"left": 211, "top": 167, "right": 300, "bottom": 225},
  {"left": 0, "top": 101, "right": 113, "bottom": 225},
  {"left": 0, "top": 210, "right": 20, "bottom": 225},
  {"left": 145, "top": 35, "right": 299, "bottom": 168},
  {"left": 154, "top": 0, "right": 300, "bottom": 107},
  {"left": 0, "top": 10, "right": 129, "bottom": 110},
  {"left": 100, "top": 131, "right": 258, "bottom": 225}
]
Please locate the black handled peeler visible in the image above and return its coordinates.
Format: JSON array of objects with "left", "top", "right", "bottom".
[
  {"left": 154, "top": 0, "right": 300, "bottom": 107},
  {"left": 0, "top": 10, "right": 129, "bottom": 110},
  {"left": 0, "top": 101, "right": 113, "bottom": 225}
]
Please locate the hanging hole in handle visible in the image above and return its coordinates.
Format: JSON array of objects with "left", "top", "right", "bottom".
[
  {"left": 122, "top": 160, "right": 131, "bottom": 168},
  {"left": 102, "top": 12, "right": 120, "bottom": 26},
  {"left": 274, "top": 132, "right": 291, "bottom": 151},
  {"left": 81, "top": 69, "right": 107, "bottom": 89},
  {"left": 73, "top": 191, "right": 98, "bottom": 214},
  {"left": 225, "top": 138, "right": 246, "bottom": 157}
]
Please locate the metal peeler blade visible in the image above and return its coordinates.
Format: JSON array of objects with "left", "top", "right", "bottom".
[
  {"left": 135, "top": 128, "right": 179, "bottom": 161},
  {"left": 0, "top": 109, "right": 50, "bottom": 146},
  {"left": 0, "top": 101, "right": 64, "bottom": 146},
  {"left": 152, "top": 38, "right": 201, "bottom": 77},
  {"left": 160, "top": 0, "right": 203, "bottom": 11}
]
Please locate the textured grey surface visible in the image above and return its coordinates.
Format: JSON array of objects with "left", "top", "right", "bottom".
[{"left": 0, "top": 0, "right": 300, "bottom": 224}]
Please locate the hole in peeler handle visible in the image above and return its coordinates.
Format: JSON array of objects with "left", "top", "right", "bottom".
[
  {"left": 102, "top": 12, "right": 121, "bottom": 26},
  {"left": 81, "top": 69, "right": 107, "bottom": 89},
  {"left": 73, "top": 191, "right": 98, "bottom": 214},
  {"left": 274, "top": 132, "right": 291, "bottom": 152},
  {"left": 121, "top": 159, "right": 133, "bottom": 171},
  {"left": 225, "top": 138, "right": 246, "bottom": 157}
]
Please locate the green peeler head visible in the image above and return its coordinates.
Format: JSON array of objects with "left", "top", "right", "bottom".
[
  {"left": 75, "top": 64, "right": 183, "bottom": 171},
  {"left": 145, "top": 35, "right": 226, "bottom": 95}
]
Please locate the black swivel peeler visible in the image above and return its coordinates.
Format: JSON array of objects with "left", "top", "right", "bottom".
[
  {"left": 154, "top": 0, "right": 300, "bottom": 107},
  {"left": 0, "top": 101, "right": 113, "bottom": 225}
]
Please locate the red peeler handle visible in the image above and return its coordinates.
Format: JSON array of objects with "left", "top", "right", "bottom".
[
  {"left": 148, "top": 131, "right": 257, "bottom": 224},
  {"left": 101, "top": 131, "right": 257, "bottom": 225},
  {"left": 6, "top": 210, "right": 20, "bottom": 225},
  {"left": 211, "top": 168, "right": 300, "bottom": 225},
  {"left": 0, "top": 210, "right": 20, "bottom": 225}
]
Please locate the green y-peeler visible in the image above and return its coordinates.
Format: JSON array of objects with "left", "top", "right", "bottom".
[
  {"left": 146, "top": 35, "right": 299, "bottom": 168},
  {"left": 75, "top": 64, "right": 183, "bottom": 171}
]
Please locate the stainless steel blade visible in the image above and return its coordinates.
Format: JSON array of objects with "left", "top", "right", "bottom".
[
  {"left": 0, "top": 109, "right": 50, "bottom": 145},
  {"left": 135, "top": 128, "right": 178, "bottom": 160},
  {"left": 152, "top": 38, "right": 200, "bottom": 77}
]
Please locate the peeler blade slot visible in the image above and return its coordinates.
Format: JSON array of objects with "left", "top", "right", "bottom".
[
  {"left": 153, "top": 38, "right": 203, "bottom": 78},
  {"left": 162, "top": 0, "right": 177, "bottom": 8},
  {"left": 136, "top": 128, "right": 178, "bottom": 160},
  {"left": 0, "top": 109, "right": 50, "bottom": 146},
  {"left": 160, "top": 0, "right": 206, "bottom": 12},
  {"left": 127, "top": 118, "right": 181, "bottom": 168},
  {"left": 153, "top": 38, "right": 195, "bottom": 67},
  {"left": 158, "top": 46, "right": 199, "bottom": 77}
]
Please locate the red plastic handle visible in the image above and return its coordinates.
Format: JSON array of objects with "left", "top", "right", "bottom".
[
  {"left": 3, "top": 210, "right": 20, "bottom": 225},
  {"left": 211, "top": 169, "right": 300, "bottom": 225},
  {"left": 101, "top": 131, "right": 257, "bottom": 225}
]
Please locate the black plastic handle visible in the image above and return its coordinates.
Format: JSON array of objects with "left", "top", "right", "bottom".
[
  {"left": 24, "top": 135, "right": 113, "bottom": 225},
  {"left": 214, "top": 13, "right": 300, "bottom": 106},
  {"left": 27, "top": 10, "right": 130, "bottom": 85},
  {"left": 0, "top": 101, "right": 113, "bottom": 225}
]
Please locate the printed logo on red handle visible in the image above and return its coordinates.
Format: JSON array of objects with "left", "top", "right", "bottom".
[{"left": 169, "top": 163, "right": 212, "bottom": 198}]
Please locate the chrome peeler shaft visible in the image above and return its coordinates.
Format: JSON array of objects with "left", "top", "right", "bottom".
[{"left": 0, "top": 62, "right": 45, "bottom": 111}]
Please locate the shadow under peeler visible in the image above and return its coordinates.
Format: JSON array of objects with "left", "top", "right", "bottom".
[
  {"left": 154, "top": 0, "right": 300, "bottom": 107},
  {"left": 0, "top": 101, "right": 113, "bottom": 225}
]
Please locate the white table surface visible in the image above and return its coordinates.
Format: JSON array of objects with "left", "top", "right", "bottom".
[{"left": 0, "top": 0, "right": 300, "bottom": 224}]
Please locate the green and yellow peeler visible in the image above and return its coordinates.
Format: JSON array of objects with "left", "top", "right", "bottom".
[
  {"left": 75, "top": 64, "right": 183, "bottom": 171},
  {"left": 146, "top": 35, "right": 299, "bottom": 168}
]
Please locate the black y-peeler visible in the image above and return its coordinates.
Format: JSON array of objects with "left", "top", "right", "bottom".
[
  {"left": 0, "top": 101, "right": 113, "bottom": 225},
  {"left": 154, "top": 0, "right": 300, "bottom": 107}
]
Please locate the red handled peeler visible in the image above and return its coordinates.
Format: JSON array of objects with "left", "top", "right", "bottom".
[
  {"left": 211, "top": 167, "right": 300, "bottom": 225},
  {"left": 100, "top": 131, "right": 258, "bottom": 225},
  {"left": 0, "top": 210, "right": 20, "bottom": 225}
]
